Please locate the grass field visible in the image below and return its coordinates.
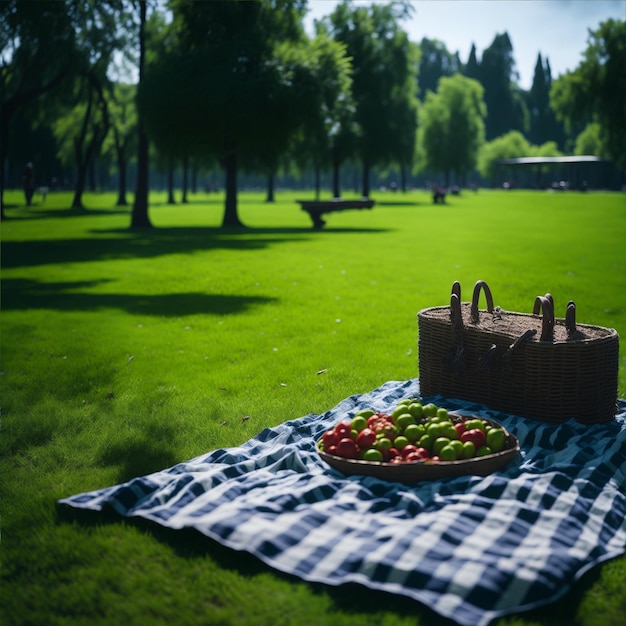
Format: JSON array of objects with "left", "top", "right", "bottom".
[{"left": 1, "top": 187, "right": 625, "bottom": 626}]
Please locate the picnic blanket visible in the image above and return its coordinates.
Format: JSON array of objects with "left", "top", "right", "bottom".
[{"left": 59, "top": 379, "right": 626, "bottom": 626}]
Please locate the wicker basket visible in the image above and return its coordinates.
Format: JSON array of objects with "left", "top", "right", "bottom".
[
  {"left": 318, "top": 416, "right": 519, "bottom": 483},
  {"left": 418, "top": 281, "right": 619, "bottom": 424}
]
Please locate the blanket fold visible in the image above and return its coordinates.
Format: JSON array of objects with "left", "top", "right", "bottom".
[{"left": 59, "top": 379, "right": 626, "bottom": 626}]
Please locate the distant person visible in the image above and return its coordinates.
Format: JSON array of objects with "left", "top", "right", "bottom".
[{"left": 22, "top": 162, "right": 35, "bottom": 206}]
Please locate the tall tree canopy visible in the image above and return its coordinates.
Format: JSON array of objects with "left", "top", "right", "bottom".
[
  {"left": 324, "top": 0, "right": 419, "bottom": 197},
  {"left": 287, "top": 31, "right": 355, "bottom": 199},
  {"left": 0, "top": 0, "right": 78, "bottom": 215},
  {"left": 417, "top": 37, "right": 462, "bottom": 98},
  {"left": 417, "top": 73, "right": 485, "bottom": 186},
  {"left": 480, "top": 32, "right": 527, "bottom": 140},
  {"left": 550, "top": 19, "right": 626, "bottom": 173},
  {"left": 139, "top": 0, "right": 312, "bottom": 227},
  {"left": 526, "top": 53, "right": 564, "bottom": 148}
]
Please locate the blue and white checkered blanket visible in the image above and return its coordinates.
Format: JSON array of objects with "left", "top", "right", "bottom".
[{"left": 59, "top": 379, "right": 626, "bottom": 626}]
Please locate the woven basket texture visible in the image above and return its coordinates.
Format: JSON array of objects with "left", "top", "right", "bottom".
[{"left": 418, "top": 282, "right": 619, "bottom": 424}]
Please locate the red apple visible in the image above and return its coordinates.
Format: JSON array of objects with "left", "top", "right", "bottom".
[
  {"left": 356, "top": 428, "right": 377, "bottom": 449},
  {"left": 335, "top": 437, "right": 359, "bottom": 459},
  {"left": 334, "top": 420, "right": 352, "bottom": 439},
  {"left": 322, "top": 430, "right": 339, "bottom": 449},
  {"left": 454, "top": 422, "right": 467, "bottom": 437},
  {"left": 461, "top": 428, "right": 486, "bottom": 449}
]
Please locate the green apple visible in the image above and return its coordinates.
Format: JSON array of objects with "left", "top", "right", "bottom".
[
  {"left": 422, "top": 403, "right": 438, "bottom": 417},
  {"left": 433, "top": 436, "right": 451, "bottom": 455},
  {"left": 462, "top": 441, "right": 476, "bottom": 459},
  {"left": 476, "top": 445, "right": 493, "bottom": 457},
  {"left": 408, "top": 402, "right": 424, "bottom": 418},
  {"left": 404, "top": 423, "right": 425, "bottom": 442},
  {"left": 426, "top": 422, "right": 441, "bottom": 438},
  {"left": 449, "top": 439, "right": 464, "bottom": 458},
  {"left": 355, "top": 408, "right": 376, "bottom": 418},
  {"left": 439, "top": 423, "right": 458, "bottom": 440},
  {"left": 351, "top": 415, "right": 368, "bottom": 433},
  {"left": 395, "top": 413, "right": 416, "bottom": 431},
  {"left": 486, "top": 428, "right": 505, "bottom": 452},
  {"left": 375, "top": 437, "right": 393, "bottom": 451},
  {"left": 436, "top": 407, "right": 449, "bottom": 420},
  {"left": 464, "top": 418, "right": 486, "bottom": 432},
  {"left": 439, "top": 444, "right": 457, "bottom": 461},
  {"left": 363, "top": 448, "right": 384, "bottom": 462},
  {"left": 419, "top": 434, "right": 434, "bottom": 452},
  {"left": 394, "top": 435, "right": 409, "bottom": 450}
]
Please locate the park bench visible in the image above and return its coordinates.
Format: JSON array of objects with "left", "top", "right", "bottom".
[{"left": 297, "top": 198, "right": 375, "bottom": 228}]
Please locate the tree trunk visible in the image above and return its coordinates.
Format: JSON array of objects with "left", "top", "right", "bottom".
[
  {"left": 266, "top": 171, "right": 275, "bottom": 202},
  {"left": 130, "top": 0, "right": 151, "bottom": 228},
  {"left": 88, "top": 158, "right": 96, "bottom": 192},
  {"left": 332, "top": 147, "right": 341, "bottom": 198},
  {"left": 222, "top": 145, "right": 243, "bottom": 228},
  {"left": 314, "top": 166, "right": 321, "bottom": 200},
  {"left": 182, "top": 155, "right": 189, "bottom": 203},
  {"left": 72, "top": 141, "right": 87, "bottom": 210},
  {"left": 116, "top": 153, "right": 128, "bottom": 205},
  {"left": 361, "top": 161, "right": 370, "bottom": 198},
  {"left": 167, "top": 162, "right": 176, "bottom": 204}
]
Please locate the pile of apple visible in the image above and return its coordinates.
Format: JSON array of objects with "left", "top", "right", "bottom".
[{"left": 318, "top": 398, "right": 507, "bottom": 463}]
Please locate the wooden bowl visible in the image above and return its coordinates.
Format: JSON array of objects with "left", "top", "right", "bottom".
[{"left": 318, "top": 415, "right": 520, "bottom": 484}]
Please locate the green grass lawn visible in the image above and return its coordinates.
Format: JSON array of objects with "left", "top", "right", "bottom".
[{"left": 1, "top": 187, "right": 625, "bottom": 626}]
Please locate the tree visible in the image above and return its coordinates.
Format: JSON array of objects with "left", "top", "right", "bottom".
[
  {"left": 477, "top": 130, "right": 531, "bottom": 184},
  {"left": 139, "top": 0, "right": 312, "bottom": 227},
  {"left": 265, "top": 31, "right": 355, "bottom": 200},
  {"left": 103, "top": 83, "right": 137, "bottom": 206},
  {"left": 417, "top": 37, "right": 462, "bottom": 98},
  {"left": 464, "top": 44, "right": 480, "bottom": 82},
  {"left": 574, "top": 123, "right": 608, "bottom": 157},
  {"left": 526, "top": 53, "right": 565, "bottom": 148},
  {"left": 550, "top": 19, "right": 626, "bottom": 173},
  {"left": 52, "top": 71, "right": 111, "bottom": 209},
  {"left": 479, "top": 32, "right": 527, "bottom": 140},
  {"left": 324, "top": 0, "right": 419, "bottom": 197},
  {"left": 0, "top": 0, "right": 78, "bottom": 217},
  {"left": 417, "top": 74, "right": 485, "bottom": 186},
  {"left": 131, "top": 0, "right": 151, "bottom": 227}
]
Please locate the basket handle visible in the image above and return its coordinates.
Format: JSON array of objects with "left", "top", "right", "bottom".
[
  {"left": 566, "top": 300, "right": 577, "bottom": 335},
  {"left": 451, "top": 280, "right": 461, "bottom": 301},
  {"left": 450, "top": 291, "right": 463, "bottom": 330},
  {"left": 471, "top": 280, "right": 494, "bottom": 323},
  {"left": 532, "top": 295, "right": 555, "bottom": 341}
]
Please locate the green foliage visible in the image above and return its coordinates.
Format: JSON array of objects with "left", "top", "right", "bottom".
[
  {"left": 480, "top": 32, "right": 528, "bottom": 140},
  {"left": 574, "top": 122, "right": 609, "bottom": 158},
  {"left": 551, "top": 19, "right": 626, "bottom": 170},
  {"left": 324, "top": 0, "right": 419, "bottom": 194},
  {"left": 1, "top": 188, "right": 625, "bottom": 626},
  {"left": 477, "top": 131, "right": 532, "bottom": 181},
  {"left": 417, "top": 73, "right": 486, "bottom": 183},
  {"left": 417, "top": 37, "right": 463, "bottom": 97}
]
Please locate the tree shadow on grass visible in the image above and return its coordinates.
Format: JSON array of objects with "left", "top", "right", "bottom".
[
  {"left": 97, "top": 426, "right": 183, "bottom": 484},
  {"left": 1, "top": 278, "right": 276, "bottom": 316},
  {"left": 1, "top": 225, "right": 390, "bottom": 270},
  {"left": 0, "top": 227, "right": 302, "bottom": 270},
  {"left": 4, "top": 203, "right": 133, "bottom": 219}
]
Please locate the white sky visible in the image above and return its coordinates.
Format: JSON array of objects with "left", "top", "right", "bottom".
[{"left": 304, "top": 0, "right": 626, "bottom": 89}]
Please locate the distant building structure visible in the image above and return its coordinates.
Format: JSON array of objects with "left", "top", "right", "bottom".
[{"left": 495, "top": 155, "right": 620, "bottom": 191}]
